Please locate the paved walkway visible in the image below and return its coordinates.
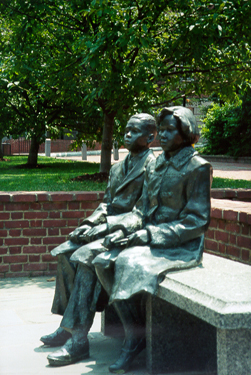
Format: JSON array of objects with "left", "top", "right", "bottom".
[
  {"left": 55, "top": 150, "right": 251, "bottom": 181},
  {"left": 0, "top": 277, "right": 205, "bottom": 375}
]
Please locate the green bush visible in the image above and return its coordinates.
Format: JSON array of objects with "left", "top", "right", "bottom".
[{"left": 201, "top": 86, "right": 251, "bottom": 157}]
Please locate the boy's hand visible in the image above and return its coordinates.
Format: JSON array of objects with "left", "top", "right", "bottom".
[
  {"left": 103, "top": 230, "right": 125, "bottom": 249},
  {"left": 84, "top": 223, "right": 108, "bottom": 243},
  {"left": 126, "top": 229, "right": 150, "bottom": 247},
  {"left": 69, "top": 225, "right": 92, "bottom": 244}
]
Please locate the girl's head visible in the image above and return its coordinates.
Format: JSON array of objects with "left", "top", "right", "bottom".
[{"left": 157, "top": 106, "right": 200, "bottom": 146}]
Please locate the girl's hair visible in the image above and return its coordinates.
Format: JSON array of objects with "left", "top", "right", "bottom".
[{"left": 157, "top": 106, "right": 200, "bottom": 144}]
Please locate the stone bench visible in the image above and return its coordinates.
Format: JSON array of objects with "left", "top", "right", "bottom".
[
  {"left": 103, "top": 252, "right": 251, "bottom": 375},
  {"left": 146, "top": 252, "right": 251, "bottom": 375}
]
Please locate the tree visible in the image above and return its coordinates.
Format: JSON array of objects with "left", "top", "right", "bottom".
[{"left": 1, "top": 0, "right": 251, "bottom": 170}]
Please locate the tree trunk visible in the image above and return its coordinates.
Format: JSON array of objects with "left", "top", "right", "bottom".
[
  {"left": 27, "top": 135, "right": 40, "bottom": 167},
  {"left": 100, "top": 112, "right": 115, "bottom": 173},
  {"left": 0, "top": 138, "right": 4, "bottom": 160}
]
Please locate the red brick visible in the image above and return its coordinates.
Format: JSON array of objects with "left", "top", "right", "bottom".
[
  {"left": 10, "top": 264, "right": 23, "bottom": 272},
  {"left": 237, "top": 190, "right": 251, "bottom": 200},
  {"left": 205, "top": 229, "right": 214, "bottom": 239},
  {"left": 43, "top": 237, "right": 65, "bottom": 245},
  {"left": 3, "top": 255, "right": 28, "bottom": 264},
  {"left": 9, "top": 229, "right": 22, "bottom": 237},
  {"left": 242, "top": 249, "right": 250, "bottom": 261},
  {"left": 29, "top": 255, "right": 40, "bottom": 262},
  {"left": 23, "top": 246, "right": 46, "bottom": 254},
  {"left": 211, "top": 208, "right": 223, "bottom": 219},
  {"left": 239, "top": 212, "right": 248, "bottom": 224},
  {"left": 49, "top": 212, "right": 61, "bottom": 219},
  {"left": 229, "top": 234, "right": 237, "bottom": 245},
  {"left": 215, "top": 231, "right": 228, "bottom": 243},
  {"left": 209, "top": 218, "right": 218, "bottom": 228},
  {"left": 237, "top": 236, "right": 251, "bottom": 250},
  {"left": 43, "top": 202, "right": 67, "bottom": 211},
  {"left": 226, "top": 245, "right": 241, "bottom": 258},
  {"left": 50, "top": 193, "right": 74, "bottom": 202},
  {"left": 23, "top": 228, "right": 46, "bottom": 237},
  {"left": 30, "top": 220, "right": 43, "bottom": 228},
  {"left": 0, "top": 194, "right": 11, "bottom": 202},
  {"left": 24, "top": 212, "right": 48, "bottom": 219},
  {"left": 24, "top": 263, "right": 47, "bottom": 271},
  {"left": 0, "top": 247, "right": 8, "bottom": 255},
  {"left": 37, "top": 193, "right": 50, "bottom": 201},
  {"left": 0, "top": 213, "right": 10, "bottom": 220},
  {"left": 62, "top": 211, "right": 83, "bottom": 219},
  {"left": 48, "top": 228, "right": 60, "bottom": 236},
  {"left": 218, "top": 220, "right": 225, "bottom": 230},
  {"left": 211, "top": 190, "right": 225, "bottom": 199},
  {"left": 223, "top": 210, "right": 238, "bottom": 221},
  {"left": 5, "top": 203, "right": 29, "bottom": 211},
  {"left": 242, "top": 224, "right": 250, "bottom": 236},
  {"left": 30, "top": 238, "right": 42, "bottom": 245},
  {"left": 0, "top": 265, "right": 9, "bottom": 273},
  {"left": 12, "top": 193, "right": 36, "bottom": 202},
  {"left": 5, "top": 238, "right": 29, "bottom": 246},
  {"left": 225, "top": 223, "right": 240, "bottom": 233},
  {"left": 68, "top": 202, "right": 81, "bottom": 210},
  {"left": 75, "top": 192, "right": 98, "bottom": 201},
  {"left": 225, "top": 189, "right": 237, "bottom": 199},
  {"left": 5, "top": 220, "right": 29, "bottom": 229},
  {"left": 248, "top": 215, "right": 251, "bottom": 225},
  {"left": 67, "top": 219, "right": 79, "bottom": 227},
  {"left": 205, "top": 239, "right": 218, "bottom": 251},
  {"left": 61, "top": 228, "right": 72, "bottom": 236},
  {"left": 11, "top": 212, "right": 23, "bottom": 220},
  {"left": 42, "top": 254, "right": 55, "bottom": 262},
  {"left": 43, "top": 219, "right": 67, "bottom": 228},
  {"left": 30, "top": 203, "right": 43, "bottom": 210},
  {"left": 98, "top": 192, "right": 105, "bottom": 200},
  {"left": 0, "top": 229, "right": 8, "bottom": 238},
  {"left": 219, "top": 243, "right": 226, "bottom": 254},
  {"left": 81, "top": 202, "right": 99, "bottom": 210},
  {"left": 49, "top": 263, "right": 58, "bottom": 271},
  {"left": 9, "top": 247, "right": 22, "bottom": 254}
]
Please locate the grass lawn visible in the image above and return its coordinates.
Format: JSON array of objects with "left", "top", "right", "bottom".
[
  {"left": 0, "top": 156, "right": 108, "bottom": 191},
  {"left": 0, "top": 155, "right": 251, "bottom": 191}
]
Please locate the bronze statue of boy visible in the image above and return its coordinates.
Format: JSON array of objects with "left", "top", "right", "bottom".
[{"left": 41, "top": 113, "right": 157, "bottom": 366}]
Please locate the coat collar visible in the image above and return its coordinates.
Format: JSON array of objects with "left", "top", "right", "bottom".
[{"left": 155, "top": 146, "right": 197, "bottom": 171}]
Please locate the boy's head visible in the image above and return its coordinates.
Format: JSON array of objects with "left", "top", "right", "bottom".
[
  {"left": 124, "top": 113, "right": 157, "bottom": 155},
  {"left": 157, "top": 106, "right": 200, "bottom": 145}
]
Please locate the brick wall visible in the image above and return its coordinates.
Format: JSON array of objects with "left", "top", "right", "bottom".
[
  {"left": 1, "top": 191, "right": 250, "bottom": 278},
  {"left": 0, "top": 192, "right": 104, "bottom": 278},
  {"left": 205, "top": 198, "right": 251, "bottom": 265}
]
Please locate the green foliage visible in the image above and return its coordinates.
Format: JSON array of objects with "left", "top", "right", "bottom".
[
  {"left": 1, "top": 0, "right": 251, "bottom": 169},
  {"left": 201, "top": 84, "right": 251, "bottom": 157},
  {"left": 0, "top": 156, "right": 107, "bottom": 191}
]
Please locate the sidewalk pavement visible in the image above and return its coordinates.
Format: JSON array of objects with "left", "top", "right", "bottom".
[
  {"left": 0, "top": 277, "right": 205, "bottom": 375},
  {"left": 54, "top": 149, "right": 251, "bottom": 181}
]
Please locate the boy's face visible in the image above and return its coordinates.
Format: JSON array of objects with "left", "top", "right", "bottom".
[
  {"left": 159, "top": 114, "right": 184, "bottom": 153},
  {"left": 124, "top": 118, "right": 151, "bottom": 155}
]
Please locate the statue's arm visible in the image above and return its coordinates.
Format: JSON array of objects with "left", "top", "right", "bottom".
[{"left": 146, "top": 163, "right": 212, "bottom": 248}]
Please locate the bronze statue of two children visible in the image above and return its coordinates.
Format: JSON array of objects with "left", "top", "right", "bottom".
[{"left": 41, "top": 107, "right": 212, "bottom": 374}]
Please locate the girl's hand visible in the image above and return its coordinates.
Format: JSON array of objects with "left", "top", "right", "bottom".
[{"left": 127, "top": 229, "right": 150, "bottom": 247}]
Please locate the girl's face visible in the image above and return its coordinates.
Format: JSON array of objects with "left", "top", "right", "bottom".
[{"left": 158, "top": 114, "right": 184, "bottom": 154}]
